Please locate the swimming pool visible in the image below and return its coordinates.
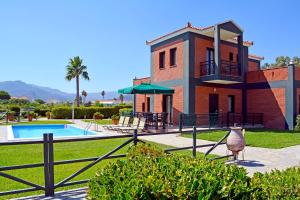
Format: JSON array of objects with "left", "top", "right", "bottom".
[{"left": 11, "top": 124, "right": 96, "bottom": 139}]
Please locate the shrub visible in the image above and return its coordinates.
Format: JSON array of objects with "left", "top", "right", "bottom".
[
  {"left": 51, "top": 105, "right": 132, "bottom": 119},
  {"left": 250, "top": 168, "right": 300, "bottom": 199},
  {"left": 119, "top": 108, "right": 133, "bottom": 116},
  {"left": 9, "top": 105, "right": 20, "bottom": 113},
  {"left": 295, "top": 115, "right": 300, "bottom": 130},
  {"left": 88, "top": 144, "right": 251, "bottom": 199},
  {"left": 88, "top": 144, "right": 300, "bottom": 200},
  {"left": 34, "top": 108, "right": 49, "bottom": 117},
  {"left": 93, "top": 112, "right": 104, "bottom": 120},
  {"left": 111, "top": 114, "right": 119, "bottom": 120}
]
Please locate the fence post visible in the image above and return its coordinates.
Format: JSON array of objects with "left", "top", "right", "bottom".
[
  {"left": 192, "top": 126, "right": 196, "bottom": 158},
  {"left": 155, "top": 113, "right": 158, "bottom": 130},
  {"left": 179, "top": 114, "right": 182, "bottom": 132},
  {"left": 48, "top": 134, "right": 54, "bottom": 196},
  {"left": 43, "top": 133, "right": 54, "bottom": 197},
  {"left": 133, "top": 129, "right": 138, "bottom": 145},
  {"left": 43, "top": 134, "right": 50, "bottom": 197}
]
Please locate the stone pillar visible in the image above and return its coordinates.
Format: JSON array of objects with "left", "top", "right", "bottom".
[
  {"left": 286, "top": 61, "right": 296, "bottom": 130},
  {"left": 214, "top": 25, "right": 221, "bottom": 77}
]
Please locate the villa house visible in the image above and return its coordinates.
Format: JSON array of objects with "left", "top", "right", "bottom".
[{"left": 134, "top": 20, "right": 300, "bottom": 130}]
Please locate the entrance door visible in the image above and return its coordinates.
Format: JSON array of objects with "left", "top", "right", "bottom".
[
  {"left": 146, "top": 97, "right": 151, "bottom": 112},
  {"left": 209, "top": 94, "right": 219, "bottom": 126},
  {"left": 162, "top": 95, "right": 172, "bottom": 124}
]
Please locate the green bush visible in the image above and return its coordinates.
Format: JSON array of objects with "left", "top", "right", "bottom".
[
  {"left": 9, "top": 105, "right": 20, "bottom": 113},
  {"left": 52, "top": 105, "right": 132, "bottom": 119},
  {"left": 119, "top": 108, "right": 133, "bottom": 116},
  {"left": 251, "top": 168, "right": 300, "bottom": 199},
  {"left": 88, "top": 144, "right": 251, "bottom": 199},
  {"left": 34, "top": 108, "right": 50, "bottom": 117},
  {"left": 295, "top": 115, "right": 300, "bottom": 130},
  {"left": 88, "top": 144, "right": 300, "bottom": 200}
]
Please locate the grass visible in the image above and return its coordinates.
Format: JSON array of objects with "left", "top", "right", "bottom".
[
  {"left": 182, "top": 129, "right": 300, "bottom": 149},
  {"left": 0, "top": 120, "right": 73, "bottom": 126},
  {"left": 0, "top": 137, "right": 209, "bottom": 199},
  {"left": 82, "top": 119, "right": 112, "bottom": 125}
]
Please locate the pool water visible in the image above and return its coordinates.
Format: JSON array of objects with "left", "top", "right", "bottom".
[{"left": 12, "top": 124, "right": 96, "bottom": 139}]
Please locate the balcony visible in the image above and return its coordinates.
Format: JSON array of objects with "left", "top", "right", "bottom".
[{"left": 199, "top": 60, "right": 243, "bottom": 83}]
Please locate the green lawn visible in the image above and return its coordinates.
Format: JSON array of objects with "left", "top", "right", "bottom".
[
  {"left": 0, "top": 120, "right": 72, "bottom": 126},
  {"left": 0, "top": 138, "right": 207, "bottom": 199},
  {"left": 83, "top": 119, "right": 112, "bottom": 125},
  {"left": 182, "top": 129, "right": 300, "bottom": 149}
]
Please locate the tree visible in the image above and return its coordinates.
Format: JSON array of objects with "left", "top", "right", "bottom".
[
  {"left": 82, "top": 90, "right": 88, "bottom": 104},
  {"left": 0, "top": 91, "right": 11, "bottom": 100},
  {"left": 101, "top": 90, "right": 105, "bottom": 99},
  {"left": 65, "top": 56, "right": 90, "bottom": 107},
  {"left": 119, "top": 94, "right": 124, "bottom": 103},
  {"left": 275, "top": 56, "right": 291, "bottom": 66},
  {"left": 293, "top": 56, "right": 300, "bottom": 66},
  {"left": 35, "top": 99, "right": 46, "bottom": 104}
]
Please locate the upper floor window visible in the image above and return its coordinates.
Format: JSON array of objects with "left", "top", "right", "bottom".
[
  {"left": 170, "top": 48, "right": 177, "bottom": 66},
  {"left": 159, "top": 51, "right": 165, "bottom": 69},
  {"left": 229, "top": 52, "right": 234, "bottom": 62}
]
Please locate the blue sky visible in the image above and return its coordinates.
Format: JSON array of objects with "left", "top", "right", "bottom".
[{"left": 0, "top": 0, "right": 299, "bottom": 93}]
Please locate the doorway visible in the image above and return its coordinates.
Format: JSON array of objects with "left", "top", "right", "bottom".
[
  {"left": 209, "top": 94, "right": 219, "bottom": 126},
  {"left": 162, "top": 95, "right": 173, "bottom": 124}
]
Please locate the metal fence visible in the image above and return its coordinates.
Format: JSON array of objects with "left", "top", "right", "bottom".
[
  {"left": 179, "top": 113, "right": 263, "bottom": 131},
  {"left": 0, "top": 127, "right": 232, "bottom": 198}
]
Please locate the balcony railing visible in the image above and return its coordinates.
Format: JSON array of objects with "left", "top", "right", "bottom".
[{"left": 200, "top": 60, "right": 241, "bottom": 77}]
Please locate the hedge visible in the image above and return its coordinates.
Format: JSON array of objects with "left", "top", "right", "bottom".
[
  {"left": 88, "top": 144, "right": 300, "bottom": 200},
  {"left": 119, "top": 108, "right": 133, "bottom": 116},
  {"left": 51, "top": 105, "right": 132, "bottom": 119}
]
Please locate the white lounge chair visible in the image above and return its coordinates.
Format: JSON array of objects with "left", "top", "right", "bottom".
[
  {"left": 103, "top": 116, "right": 125, "bottom": 129},
  {"left": 110, "top": 116, "right": 131, "bottom": 130},
  {"left": 119, "top": 117, "right": 146, "bottom": 133}
]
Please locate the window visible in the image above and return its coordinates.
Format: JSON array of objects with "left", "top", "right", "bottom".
[
  {"left": 229, "top": 52, "right": 234, "bottom": 61},
  {"left": 170, "top": 48, "right": 177, "bottom": 66},
  {"left": 228, "top": 95, "right": 235, "bottom": 113},
  {"left": 159, "top": 51, "right": 165, "bottom": 69}
]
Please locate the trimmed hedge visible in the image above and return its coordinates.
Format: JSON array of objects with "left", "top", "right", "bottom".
[
  {"left": 88, "top": 144, "right": 300, "bottom": 199},
  {"left": 52, "top": 105, "right": 132, "bottom": 119},
  {"left": 119, "top": 108, "right": 133, "bottom": 116}
]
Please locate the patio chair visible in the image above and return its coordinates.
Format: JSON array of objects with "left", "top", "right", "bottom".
[
  {"left": 103, "top": 116, "right": 125, "bottom": 129},
  {"left": 117, "top": 117, "right": 140, "bottom": 133},
  {"left": 109, "top": 116, "right": 130, "bottom": 130},
  {"left": 119, "top": 117, "right": 146, "bottom": 133}
]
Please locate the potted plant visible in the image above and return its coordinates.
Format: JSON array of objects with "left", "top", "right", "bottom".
[
  {"left": 111, "top": 114, "right": 120, "bottom": 125},
  {"left": 7, "top": 111, "right": 15, "bottom": 121},
  {"left": 93, "top": 112, "right": 104, "bottom": 120},
  {"left": 27, "top": 111, "right": 35, "bottom": 122},
  {"left": 46, "top": 111, "right": 51, "bottom": 120}
]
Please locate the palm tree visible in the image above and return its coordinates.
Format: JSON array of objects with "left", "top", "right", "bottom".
[
  {"left": 101, "top": 90, "right": 105, "bottom": 99},
  {"left": 65, "top": 56, "right": 90, "bottom": 107},
  {"left": 82, "top": 90, "right": 88, "bottom": 104},
  {"left": 119, "top": 94, "right": 124, "bottom": 103}
]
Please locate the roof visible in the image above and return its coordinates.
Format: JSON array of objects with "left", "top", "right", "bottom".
[
  {"left": 248, "top": 54, "right": 264, "bottom": 61},
  {"left": 146, "top": 20, "right": 253, "bottom": 47}
]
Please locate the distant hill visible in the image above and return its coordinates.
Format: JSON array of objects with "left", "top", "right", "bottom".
[{"left": 0, "top": 81, "right": 131, "bottom": 102}]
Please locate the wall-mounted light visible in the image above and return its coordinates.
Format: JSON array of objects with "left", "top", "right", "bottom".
[{"left": 214, "top": 88, "right": 217, "bottom": 93}]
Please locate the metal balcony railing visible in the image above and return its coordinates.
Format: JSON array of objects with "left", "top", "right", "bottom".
[{"left": 200, "top": 60, "right": 241, "bottom": 77}]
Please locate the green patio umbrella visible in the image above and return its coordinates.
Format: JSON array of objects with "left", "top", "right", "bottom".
[{"left": 118, "top": 83, "right": 174, "bottom": 94}]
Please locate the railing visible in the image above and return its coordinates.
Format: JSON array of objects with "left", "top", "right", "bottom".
[
  {"left": 200, "top": 60, "right": 215, "bottom": 76},
  {"left": 200, "top": 60, "right": 241, "bottom": 77},
  {"left": 220, "top": 60, "right": 241, "bottom": 77},
  {"left": 131, "top": 112, "right": 168, "bottom": 129},
  {"left": 179, "top": 112, "right": 263, "bottom": 131},
  {"left": 0, "top": 128, "right": 232, "bottom": 198}
]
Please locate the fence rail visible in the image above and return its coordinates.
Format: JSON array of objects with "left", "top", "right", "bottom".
[
  {"left": 0, "top": 127, "right": 232, "bottom": 198},
  {"left": 179, "top": 112, "right": 263, "bottom": 131}
]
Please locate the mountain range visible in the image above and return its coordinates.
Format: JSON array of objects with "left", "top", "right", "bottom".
[{"left": 0, "top": 81, "right": 131, "bottom": 102}]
